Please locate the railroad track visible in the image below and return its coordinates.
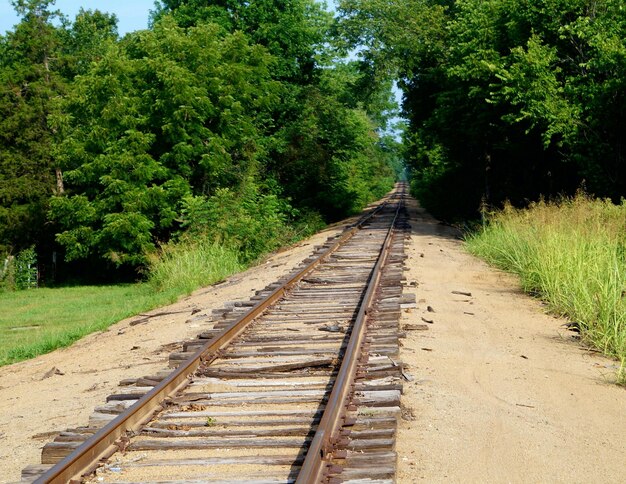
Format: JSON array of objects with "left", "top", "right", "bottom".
[{"left": 22, "top": 183, "right": 412, "bottom": 484}]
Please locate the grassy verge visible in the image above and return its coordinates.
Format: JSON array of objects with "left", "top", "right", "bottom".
[
  {"left": 0, "top": 242, "right": 244, "bottom": 367},
  {"left": 147, "top": 241, "right": 243, "bottom": 294},
  {"left": 0, "top": 284, "right": 174, "bottom": 366},
  {"left": 465, "top": 194, "right": 626, "bottom": 384}
]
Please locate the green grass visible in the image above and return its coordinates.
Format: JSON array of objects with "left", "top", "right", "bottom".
[
  {"left": 147, "top": 240, "right": 243, "bottom": 294},
  {"left": 0, "top": 241, "right": 244, "bottom": 367},
  {"left": 0, "top": 284, "right": 176, "bottom": 366},
  {"left": 466, "top": 194, "right": 626, "bottom": 384}
]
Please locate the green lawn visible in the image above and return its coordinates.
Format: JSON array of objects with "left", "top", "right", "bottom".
[
  {"left": 0, "top": 240, "right": 247, "bottom": 367},
  {"left": 0, "top": 284, "right": 179, "bottom": 366}
]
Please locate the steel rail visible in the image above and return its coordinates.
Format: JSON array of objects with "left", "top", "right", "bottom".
[
  {"left": 35, "top": 194, "right": 395, "bottom": 484},
  {"left": 296, "top": 186, "right": 404, "bottom": 484}
]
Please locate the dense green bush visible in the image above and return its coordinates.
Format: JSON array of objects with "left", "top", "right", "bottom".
[{"left": 179, "top": 181, "right": 303, "bottom": 263}]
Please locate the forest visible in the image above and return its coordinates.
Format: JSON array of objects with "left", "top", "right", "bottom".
[
  {"left": 2, "top": 0, "right": 626, "bottom": 288},
  {"left": 0, "top": 0, "right": 401, "bottom": 288},
  {"left": 338, "top": 0, "right": 626, "bottom": 219}
]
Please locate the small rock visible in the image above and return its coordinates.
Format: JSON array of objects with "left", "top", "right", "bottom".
[{"left": 42, "top": 367, "right": 64, "bottom": 379}]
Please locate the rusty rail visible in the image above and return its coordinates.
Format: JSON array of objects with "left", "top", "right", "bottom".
[
  {"left": 296, "top": 185, "right": 404, "bottom": 484},
  {"left": 34, "top": 195, "right": 394, "bottom": 484}
]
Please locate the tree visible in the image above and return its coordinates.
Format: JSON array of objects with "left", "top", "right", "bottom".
[
  {"left": 153, "top": 0, "right": 331, "bottom": 82},
  {"left": 0, "top": 0, "right": 66, "bottom": 254},
  {"left": 49, "top": 17, "right": 277, "bottom": 267},
  {"left": 338, "top": 0, "right": 626, "bottom": 220}
]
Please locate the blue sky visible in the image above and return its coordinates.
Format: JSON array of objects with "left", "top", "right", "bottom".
[{"left": 1, "top": 0, "right": 156, "bottom": 35}]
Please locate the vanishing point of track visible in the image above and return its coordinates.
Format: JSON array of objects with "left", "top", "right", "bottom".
[{"left": 23, "top": 183, "right": 413, "bottom": 484}]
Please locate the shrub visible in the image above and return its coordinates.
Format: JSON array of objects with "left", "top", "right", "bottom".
[{"left": 0, "top": 247, "right": 38, "bottom": 291}]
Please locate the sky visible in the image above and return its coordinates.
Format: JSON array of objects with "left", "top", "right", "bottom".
[{"left": 0, "top": 0, "right": 156, "bottom": 35}]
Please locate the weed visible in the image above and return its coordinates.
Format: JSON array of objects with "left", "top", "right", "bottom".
[
  {"left": 466, "top": 194, "right": 626, "bottom": 384},
  {"left": 147, "top": 240, "right": 243, "bottom": 295}
]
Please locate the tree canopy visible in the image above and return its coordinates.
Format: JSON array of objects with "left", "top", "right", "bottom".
[
  {"left": 7, "top": 0, "right": 621, "bottom": 284},
  {"left": 337, "top": 0, "right": 626, "bottom": 219},
  {"left": 0, "top": 0, "right": 400, "bottom": 283}
]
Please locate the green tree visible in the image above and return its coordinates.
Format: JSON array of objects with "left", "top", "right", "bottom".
[
  {"left": 338, "top": 0, "right": 626, "bottom": 219},
  {"left": 154, "top": 0, "right": 331, "bottom": 82},
  {"left": 0, "top": 0, "right": 66, "bottom": 254},
  {"left": 49, "top": 17, "right": 277, "bottom": 267}
]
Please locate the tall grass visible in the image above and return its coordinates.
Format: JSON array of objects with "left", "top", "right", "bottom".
[
  {"left": 147, "top": 240, "right": 243, "bottom": 294},
  {"left": 466, "top": 194, "right": 626, "bottom": 384}
]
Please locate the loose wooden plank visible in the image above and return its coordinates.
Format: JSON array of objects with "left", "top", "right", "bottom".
[{"left": 200, "top": 357, "right": 335, "bottom": 374}]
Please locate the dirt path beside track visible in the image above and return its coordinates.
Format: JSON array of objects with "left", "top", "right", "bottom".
[{"left": 397, "top": 198, "right": 626, "bottom": 483}]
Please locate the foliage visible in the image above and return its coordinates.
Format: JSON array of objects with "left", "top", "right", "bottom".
[
  {"left": 0, "top": 0, "right": 65, "bottom": 255},
  {"left": 179, "top": 181, "right": 296, "bottom": 262},
  {"left": 466, "top": 194, "right": 626, "bottom": 384},
  {"left": 153, "top": 0, "right": 331, "bottom": 82},
  {"left": 147, "top": 240, "right": 242, "bottom": 295},
  {"left": 0, "top": 0, "right": 399, "bottom": 284},
  {"left": 48, "top": 18, "right": 277, "bottom": 268},
  {"left": 337, "top": 0, "right": 626, "bottom": 220},
  {"left": 14, "top": 246, "right": 37, "bottom": 289},
  {"left": 0, "top": 246, "right": 38, "bottom": 291}
]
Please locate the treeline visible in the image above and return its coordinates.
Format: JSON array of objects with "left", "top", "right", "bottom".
[
  {"left": 0, "top": 0, "right": 401, "bottom": 286},
  {"left": 337, "top": 0, "right": 626, "bottom": 220}
]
